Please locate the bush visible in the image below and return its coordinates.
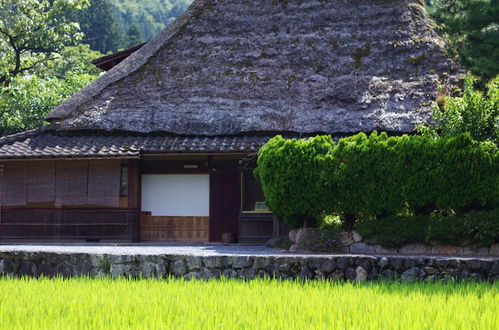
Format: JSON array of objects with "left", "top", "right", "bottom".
[
  {"left": 255, "top": 133, "right": 498, "bottom": 229},
  {"left": 356, "top": 209, "right": 499, "bottom": 248},
  {"left": 417, "top": 75, "right": 499, "bottom": 144},
  {"left": 254, "top": 135, "right": 333, "bottom": 228}
]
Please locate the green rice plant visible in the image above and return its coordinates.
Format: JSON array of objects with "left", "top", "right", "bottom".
[{"left": 0, "top": 277, "right": 497, "bottom": 329}]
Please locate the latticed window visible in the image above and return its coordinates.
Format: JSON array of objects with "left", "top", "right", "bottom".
[
  {"left": 241, "top": 171, "right": 269, "bottom": 213},
  {"left": 119, "top": 165, "right": 128, "bottom": 196}
]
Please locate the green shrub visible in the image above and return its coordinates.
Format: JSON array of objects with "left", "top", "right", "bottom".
[
  {"left": 254, "top": 135, "right": 334, "bottom": 228},
  {"left": 255, "top": 133, "right": 498, "bottom": 230},
  {"left": 417, "top": 75, "right": 499, "bottom": 144},
  {"left": 356, "top": 216, "right": 430, "bottom": 248},
  {"left": 356, "top": 209, "right": 499, "bottom": 248}
]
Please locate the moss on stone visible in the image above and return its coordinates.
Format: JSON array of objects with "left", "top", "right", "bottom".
[
  {"left": 408, "top": 56, "right": 425, "bottom": 65},
  {"left": 353, "top": 44, "right": 371, "bottom": 68}
]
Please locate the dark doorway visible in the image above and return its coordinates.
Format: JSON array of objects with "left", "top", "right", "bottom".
[{"left": 209, "top": 172, "right": 240, "bottom": 242}]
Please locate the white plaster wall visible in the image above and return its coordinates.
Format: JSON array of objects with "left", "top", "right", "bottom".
[{"left": 141, "top": 174, "right": 210, "bottom": 216}]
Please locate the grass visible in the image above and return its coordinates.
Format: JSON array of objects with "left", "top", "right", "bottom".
[{"left": 0, "top": 277, "right": 497, "bottom": 329}]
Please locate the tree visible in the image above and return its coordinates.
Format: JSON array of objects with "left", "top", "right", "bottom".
[
  {"left": 0, "top": 0, "right": 90, "bottom": 86},
  {"left": 428, "top": 0, "right": 499, "bottom": 80},
  {"left": 0, "top": 72, "right": 96, "bottom": 136},
  {"left": 75, "top": 0, "right": 124, "bottom": 53},
  {"left": 417, "top": 74, "right": 499, "bottom": 144},
  {"left": 126, "top": 24, "right": 143, "bottom": 48}
]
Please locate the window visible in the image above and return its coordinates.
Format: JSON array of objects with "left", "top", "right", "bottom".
[
  {"left": 241, "top": 171, "right": 270, "bottom": 213},
  {"left": 119, "top": 165, "right": 128, "bottom": 196}
]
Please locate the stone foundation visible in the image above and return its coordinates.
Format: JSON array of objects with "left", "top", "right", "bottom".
[
  {"left": 288, "top": 229, "right": 499, "bottom": 257},
  {"left": 0, "top": 252, "right": 498, "bottom": 282}
]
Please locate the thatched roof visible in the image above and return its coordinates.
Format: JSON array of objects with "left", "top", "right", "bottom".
[{"left": 46, "top": 0, "right": 460, "bottom": 136}]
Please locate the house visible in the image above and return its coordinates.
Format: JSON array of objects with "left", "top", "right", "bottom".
[{"left": 0, "top": 0, "right": 460, "bottom": 243}]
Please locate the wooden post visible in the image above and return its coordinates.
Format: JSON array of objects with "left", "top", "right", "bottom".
[{"left": 272, "top": 215, "right": 279, "bottom": 238}]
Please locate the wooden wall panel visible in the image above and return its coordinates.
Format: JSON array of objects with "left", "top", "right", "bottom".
[
  {"left": 55, "top": 161, "right": 88, "bottom": 206},
  {"left": 0, "top": 208, "right": 140, "bottom": 241},
  {"left": 1, "top": 162, "right": 27, "bottom": 206},
  {"left": 27, "top": 161, "right": 55, "bottom": 203},
  {"left": 140, "top": 214, "right": 209, "bottom": 242},
  {"left": 88, "top": 160, "right": 121, "bottom": 207}
]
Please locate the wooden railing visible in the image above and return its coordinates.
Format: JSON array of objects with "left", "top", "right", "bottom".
[{"left": 0, "top": 208, "right": 140, "bottom": 242}]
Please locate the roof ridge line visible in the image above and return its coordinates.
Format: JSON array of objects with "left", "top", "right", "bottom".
[
  {"left": 45, "top": 0, "right": 210, "bottom": 124},
  {"left": 0, "top": 127, "right": 46, "bottom": 147}
]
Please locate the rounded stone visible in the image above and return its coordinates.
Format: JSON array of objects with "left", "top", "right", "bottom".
[
  {"left": 338, "top": 232, "right": 354, "bottom": 247},
  {"left": 222, "top": 269, "right": 238, "bottom": 279},
  {"left": 0, "top": 259, "right": 13, "bottom": 275},
  {"left": 380, "top": 269, "right": 395, "bottom": 280},
  {"left": 377, "top": 257, "right": 389, "bottom": 269},
  {"left": 184, "top": 272, "right": 201, "bottom": 280},
  {"left": 354, "top": 266, "right": 368, "bottom": 282},
  {"left": 320, "top": 259, "right": 336, "bottom": 273},
  {"left": 278, "top": 263, "right": 291, "bottom": 273},
  {"left": 232, "top": 256, "right": 253, "bottom": 269},
  {"left": 240, "top": 268, "right": 256, "bottom": 280},
  {"left": 349, "top": 242, "right": 375, "bottom": 254},
  {"left": 401, "top": 267, "right": 425, "bottom": 281},
  {"left": 38, "top": 262, "right": 56, "bottom": 277},
  {"left": 345, "top": 268, "right": 357, "bottom": 281},
  {"left": 352, "top": 231, "right": 362, "bottom": 243},
  {"left": 354, "top": 257, "right": 372, "bottom": 271},
  {"left": 171, "top": 260, "right": 187, "bottom": 276},
  {"left": 336, "top": 258, "right": 350, "bottom": 270},
  {"left": 110, "top": 264, "right": 132, "bottom": 278},
  {"left": 19, "top": 262, "right": 37, "bottom": 277},
  {"left": 185, "top": 257, "right": 203, "bottom": 271},
  {"left": 76, "top": 261, "right": 93, "bottom": 276},
  {"left": 253, "top": 257, "right": 271, "bottom": 270},
  {"left": 56, "top": 262, "right": 75, "bottom": 278}
]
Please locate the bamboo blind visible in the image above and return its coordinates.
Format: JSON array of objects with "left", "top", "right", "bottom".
[
  {"left": 55, "top": 161, "right": 89, "bottom": 206},
  {"left": 0, "top": 162, "right": 27, "bottom": 206},
  {"left": 27, "top": 161, "right": 56, "bottom": 203},
  {"left": 87, "top": 160, "right": 121, "bottom": 207}
]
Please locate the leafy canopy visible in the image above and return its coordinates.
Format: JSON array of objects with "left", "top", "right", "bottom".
[
  {"left": 0, "top": 0, "right": 90, "bottom": 85},
  {"left": 417, "top": 74, "right": 499, "bottom": 143},
  {"left": 428, "top": 0, "right": 499, "bottom": 80}
]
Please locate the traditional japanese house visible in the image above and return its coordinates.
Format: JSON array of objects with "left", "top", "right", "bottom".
[{"left": 0, "top": 0, "right": 460, "bottom": 243}]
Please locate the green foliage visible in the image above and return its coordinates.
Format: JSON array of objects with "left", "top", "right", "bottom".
[
  {"left": 73, "top": 0, "right": 124, "bottom": 53},
  {"left": 254, "top": 135, "right": 334, "bottom": 228},
  {"left": 418, "top": 75, "right": 499, "bottom": 143},
  {"left": 74, "top": 0, "right": 193, "bottom": 53},
  {"left": 0, "top": 72, "right": 96, "bottom": 135},
  {"left": 0, "top": 0, "right": 90, "bottom": 85},
  {"left": 255, "top": 133, "right": 498, "bottom": 230},
  {"left": 39, "top": 44, "right": 103, "bottom": 77},
  {"left": 428, "top": 0, "right": 499, "bottom": 80},
  {"left": 356, "top": 215, "right": 430, "bottom": 248},
  {"left": 109, "top": 0, "right": 192, "bottom": 43},
  {"left": 126, "top": 24, "right": 143, "bottom": 49},
  {"left": 356, "top": 209, "right": 499, "bottom": 248}
]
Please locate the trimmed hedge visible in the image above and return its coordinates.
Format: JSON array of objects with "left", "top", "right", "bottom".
[
  {"left": 255, "top": 133, "right": 498, "bottom": 229},
  {"left": 356, "top": 209, "right": 499, "bottom": 248}
]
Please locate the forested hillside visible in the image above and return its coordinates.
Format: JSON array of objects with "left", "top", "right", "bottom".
[{"left": 76, "top": 0, "right": 192, "bottom": 54}]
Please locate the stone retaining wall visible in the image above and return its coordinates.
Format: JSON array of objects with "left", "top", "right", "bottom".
[
  {"left": 0, "top": 252, "right": 498, "bottom": 282},
  {"left": 288, "top": 229, "right": 499, "bottom": 257}
]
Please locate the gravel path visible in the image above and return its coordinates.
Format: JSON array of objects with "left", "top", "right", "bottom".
[
  {"left": 0, "top": 243, "right": 497, "bottom": 259},
  {"left": 0, "top": 243, "right": 295, "bottom": 256}
]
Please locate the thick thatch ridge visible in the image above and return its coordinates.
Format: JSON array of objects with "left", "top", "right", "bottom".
[{"left": 46, "top": 0, "right": 461, "bottom": 136}]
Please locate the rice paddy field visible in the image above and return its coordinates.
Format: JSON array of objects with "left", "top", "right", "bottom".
[{"left": 0, "top": 277, "right": 497, "bottom": 329}]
